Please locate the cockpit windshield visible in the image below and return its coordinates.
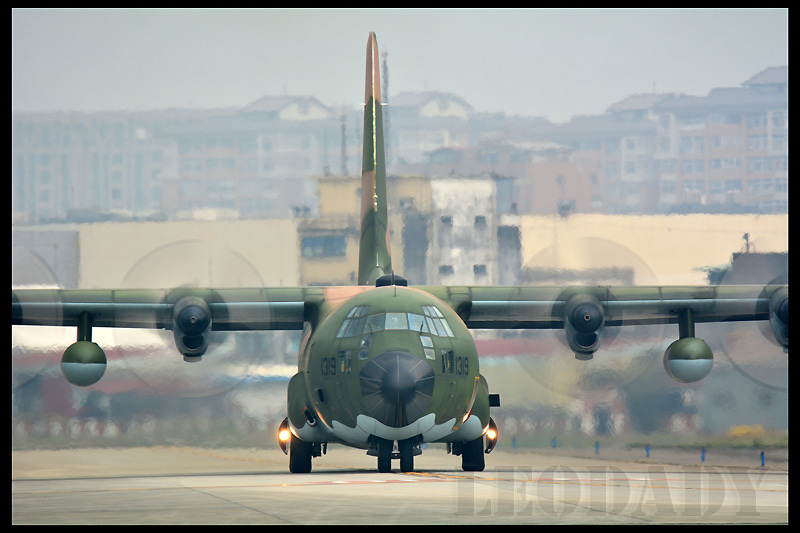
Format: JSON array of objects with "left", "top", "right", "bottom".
[{"left": 335, "top": 305, "right": 454, "bottom": 338}]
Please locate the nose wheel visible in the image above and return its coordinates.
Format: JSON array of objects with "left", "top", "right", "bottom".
[
  {"left": 375, "top": 437, "right": 416, "bottom": 473},
  {"left": 398, "top": 438, "right": 414, "bottom": 472},
  {"left": 377, "top": 438, "right": 392, "bottom": 473}
]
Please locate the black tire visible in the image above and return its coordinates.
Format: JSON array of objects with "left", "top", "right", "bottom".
[
  {"left": 461, "top": 437, "right": 485, "bottom": 472},
  {"left": 398, "top": 438, "right": 414, "bottom": 473},
  {"left": 377, "top": 438, "right": 392, "bottom": 473},
  {"left": 289, "top": 435, "right": 313, "bottom": 473}
]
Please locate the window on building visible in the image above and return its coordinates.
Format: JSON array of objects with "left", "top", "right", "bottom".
[
  {"left": 771, "top": 111, "right": 786, "bottom": 128},
  {"left": 605, "top": 162, "right": 620, "bottom": 178},
  {"left": 301, "top": 235, "right": 347, "bottom": 258},
  {"left": 746, "top": 113, "right": 767, "bottom": 129},
  {"left": 747, "top": 135, "right": 768, "bottom": 151},
  {"left": 680, "top": 136, "right": 705, "bottom": 154},
  {"left": 723, "top": 113, "right": 742, "bottom": 124},
  {"left": 724, "top": 180, "right": 742, "bottom": 192},
  {"left": 771, "top": 135, "right": 787, "bottom": 153},
  {"left": 747, "top": 157, "right": 772, "bottom": 173}
]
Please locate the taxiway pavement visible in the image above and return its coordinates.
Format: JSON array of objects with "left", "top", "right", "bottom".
[{"left": 12, "top": 445, "right": 788, "bottom": 524}]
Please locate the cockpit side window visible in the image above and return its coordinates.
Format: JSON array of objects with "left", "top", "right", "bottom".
[
  {"left": 364, "top": 313, "right": 384, "bottom": 333},
  {"left": 345, "top": 316, "right": 366, "bottom": 337},
  {"left": 336, "top": 306, "right": 370, "bottom": 338},
  {"left": 347, "top": 305, "right": 370, "bottom": 318},
  {"left": 422, "top": 306, "right": 454, "bottom": 337}
]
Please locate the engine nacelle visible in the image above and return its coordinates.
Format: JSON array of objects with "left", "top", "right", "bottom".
[
  {"left": 172, "top": 296, "right": 212, "bottom": 362},
  {"left": 769, "top": 288, "right": 788, "bottom": 352},
  {"left": 663, "top": 337, "right": 713, "bottom": 383},
  {"left": 564, "top": 294, "right": 604, "bottom": 360},
  {"left": 61, "top": 340, "right": 107, "bottom": 386}
]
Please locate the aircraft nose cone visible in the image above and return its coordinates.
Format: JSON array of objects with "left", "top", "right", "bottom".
[
  {"left": 382, "top": 363, "right": 418, "bottom": 404},
  {"left": 360, "top": 351, "right": 435, "bottom": 428}
]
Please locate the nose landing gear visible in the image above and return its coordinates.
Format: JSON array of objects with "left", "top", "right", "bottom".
[{"left": 369, "top": 436, "right": 420, "bottom": 473}]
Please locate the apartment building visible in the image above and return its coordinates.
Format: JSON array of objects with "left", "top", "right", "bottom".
[
  {"left": 12, "top": 68, "right": 787, "bottom": 223},
  {"left": 653, "top": 67, "right": 788, "bottom": 213},
  {"left": 11, "top": 110, "right": 186, "bottom": 222},
  {"left": 12, "top": 97, "right": 345, "bottom": 222}
]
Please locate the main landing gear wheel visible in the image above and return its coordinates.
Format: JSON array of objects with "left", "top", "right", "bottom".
[
  {"left": 289, "top": 435, "right": 313, "bottom": 473},
  {"left": 377, "top": 437, "right": 392, "bottom": 473},
  {"left": 461, "top": 436, "right": 485, "bottom": 472},
  {"left": 398, "top": 438, "right": 414, "bottom": 473}
]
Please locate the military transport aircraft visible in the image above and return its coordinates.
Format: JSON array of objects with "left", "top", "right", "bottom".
[{"left": 11, "top": 33, "right": 788, "bottom": 474}]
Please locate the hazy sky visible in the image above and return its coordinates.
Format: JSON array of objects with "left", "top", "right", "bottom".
[{"left": 12, "top": 8, "right": 788, "bottom": 123}]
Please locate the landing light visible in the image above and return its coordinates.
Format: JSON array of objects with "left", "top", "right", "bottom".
[
  {"left": 484, "top": 418, "right": 498, "bottom": 454},
  {"left": 278, "top": 417, "right": 291, "bottom": 455}
]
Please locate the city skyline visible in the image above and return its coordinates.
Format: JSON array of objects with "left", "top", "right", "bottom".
[{"left": 12, "top": 8, "right": 788, "bottom": 123}]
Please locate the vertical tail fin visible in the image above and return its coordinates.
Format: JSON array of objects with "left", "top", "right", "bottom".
[{"left": 358, "top": 32, "right": 392, "bottom": 286}]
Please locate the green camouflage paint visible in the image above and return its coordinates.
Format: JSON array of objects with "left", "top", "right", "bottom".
[{"left": 358, "top": 32, "right": 392, "bottom": 287}]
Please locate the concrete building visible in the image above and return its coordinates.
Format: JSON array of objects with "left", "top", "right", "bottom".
[
  {"left": 427, "top": 177, "right": 520, "bottom": 285},
  {"left": 387, "top": 91, "right": 475, "bottom": 165},
  {"left": 549, "top": 106, "right": 663, "bottom": 215},
  {"left": 12, "top": 97, "right": 344, "bottom": 222},
  {"left": 297, "top": 173, "right": 520, "bottom": 286},
  {"left": 519, "top": 213, "right": 788, "bottom": 286},
  {"left": 77, "top": 219, "right": 300, "bottom": 289},
  {"left": 11, "top": 224, "right": 81, "bottom": 288},
  {"left": 13, "top": 218, "right": 301, "bottom": 290},
  {"left": 653, "top": 66, "right": 788, "bottom": 213},
  {"left": 162, "top": 96, "right": 343, "bottom": 218},
  {"left": 11, "top": 110, "right": 185, "bottom": 222},
  {"left": 11, "top": 67, "right": 788, "bottom": 226}
]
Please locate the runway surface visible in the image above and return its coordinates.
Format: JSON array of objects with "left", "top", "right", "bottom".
[{"left": 12, "top": 445, "right": 788, "bottom": 524}]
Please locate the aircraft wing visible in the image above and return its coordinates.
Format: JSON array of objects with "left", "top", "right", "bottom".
[
  {"left": 12, "top": 283, "right": 787, "bottom": 338},
  {"left": 419, "top": 283, "right": 788, "bottom": 370},
  {"left": 11, "top": 282, "right": 787, "bottom": 386},
  {"left": 12, "top": 287, "right": 310, "bottom": 331},
  {"left": 419, "top": 284, "right": 786, "bottom": 329}
]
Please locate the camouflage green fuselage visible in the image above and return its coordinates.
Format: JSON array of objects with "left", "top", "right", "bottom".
[{"left": 287, "top": 286, "right": 490, "bottom": 448}]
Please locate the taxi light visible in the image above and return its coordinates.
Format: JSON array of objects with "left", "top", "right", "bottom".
[{"left": 279, "top": 429, "right": 291, "bottom": 442}]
